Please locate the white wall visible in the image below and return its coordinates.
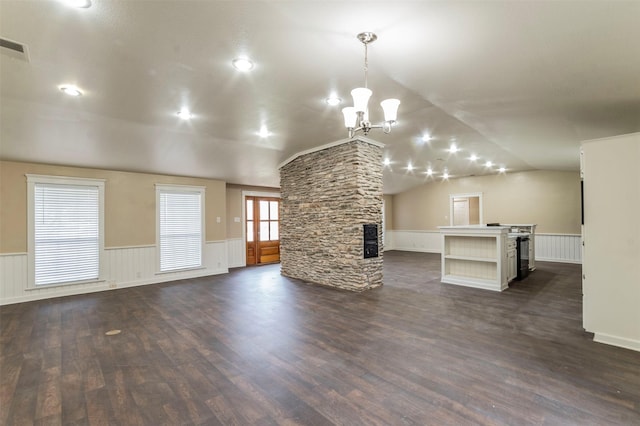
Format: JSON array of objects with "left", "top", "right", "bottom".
[{"left": 582, "top": 132, "right": 640, "bottom": 352}]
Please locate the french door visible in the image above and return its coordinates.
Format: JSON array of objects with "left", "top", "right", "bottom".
[{"left": 246, "top": 196, "right": 280, "bottom": 265}]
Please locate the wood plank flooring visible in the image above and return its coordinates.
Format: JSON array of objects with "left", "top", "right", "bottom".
[{"left": 1, "top": 251, "right": 639, "bottom": 425}]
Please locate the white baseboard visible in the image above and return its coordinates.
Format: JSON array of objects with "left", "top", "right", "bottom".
[{"left": 593, "top": 332, "right": 640, "bottom": 353}]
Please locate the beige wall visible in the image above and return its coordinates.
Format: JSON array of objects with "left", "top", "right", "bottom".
[
  {"left": 0, "top": 161, "right": 227, "bottom": 253},
  {"left": 225, "top": 184, "right": 280, "bottom": 239},
  {"left": 392, "top": 170, "right": 581, "bottom": 234}
]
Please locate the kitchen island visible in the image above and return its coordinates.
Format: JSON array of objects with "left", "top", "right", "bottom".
[{"left": 439, "top": 225, "right": 512, "bottom": 291}]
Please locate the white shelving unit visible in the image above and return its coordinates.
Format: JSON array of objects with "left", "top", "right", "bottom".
[{"left": 439, "top": 226, "right": 509, "bottom": 292}]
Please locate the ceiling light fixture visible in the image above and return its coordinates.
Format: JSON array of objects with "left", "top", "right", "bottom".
[
  {"left": 326, "top": 96, "right": 341, "bottom": 106},
  {"left": 443, "top": 171, "right": 450, "bottom": 179},
  {"left": 426, "top": 168, "right": 433, "bottom": 176},
  {"left": 177, "top": 108, "right": 192, "bottom": 120},
  {"left": 342, "top": 32, "right": 400, "bottom": 138},
  {"left": 258, "top": 125, "right": 270, "bottom": 138},
  {"left": 470, "top": 154, "right": 478, "bottom": 161},
  {"left": 422, "top": 134, "right": 432, "bottom": 142},
  {"left": 407, "top": 162, "right": 413, "bottom": 172},
  {"left": 498, "top": 167, "right": 506, "bottom": 173},
  {"left": 485, "top": 161, "right": 493, "bottom": 168},
  {"left": 449, "top": 144, "right": 459, "bottom": 153},
  {"left": 383, "top": 157, "right": 391, "bottom": 166},
  {"left": 59, "top": 84, "right": 82, "bottom": 96},
  {"left": 232, "top": 57, "right": 254, "bottom": 72}
]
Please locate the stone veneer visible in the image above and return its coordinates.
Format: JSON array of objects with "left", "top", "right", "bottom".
[{"left": 279, "top": 137, "right": 383, "bottom": 291}]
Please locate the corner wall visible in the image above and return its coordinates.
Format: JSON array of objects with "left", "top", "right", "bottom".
[
  {"left": 279, "top": 138, "right": 383, "bottom": 291},
  {"left": 582, "top": 132, "right": 640, "bottom": 352}
]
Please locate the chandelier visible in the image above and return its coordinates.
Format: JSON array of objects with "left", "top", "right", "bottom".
[{"left": 342, "top": 32, "right": 400, "bottom": 138}]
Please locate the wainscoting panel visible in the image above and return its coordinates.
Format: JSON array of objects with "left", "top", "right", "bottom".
[
  {"left": 386, "top": 230, "right": 582, "bottom": 264},
  {"left": 0, "top": 241, "right": 229, "bottom": 306},
  {"left": 227, "top": 238, "right": 245, "bottom": 268},
  {"left": 387, "top": 230, "right": 441, "bottom": 253},
  {"left": 535, "top": 234, "right": 582, "bottom": 264},
  {"left": 0, "top": 253, "right": 28, "bottom": 302}
]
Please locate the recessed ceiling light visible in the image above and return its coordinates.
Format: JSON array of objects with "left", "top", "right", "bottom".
[
  {"left": 426, "top": 168, "right": 433, "bottom": 176},
  {"left": 232, "top": 57, "right": 254, "bottom": 72},
  {"left": 61, "top": 0, "right": 91, "bottom": 8},
  {"left": 177, "top": 108, "right": 192, "bottom": 120},
  {"left": 498, "top": 167, "right": 506, "bottom": 173},
  {"left": 407, "top": 163, "right": 413, "bottom": 171},
  {"left": 59, "top": 84, "right": 82, "bottom": 96},
  {"left": 470, "top": 154, "right": 478, "bottom": 161},
  {"left": 326, "top": 96, "right": 341, "bottom": 106},
  {"left": 422, "top": 134, "right": 432, "bottom": 142},
  {"left": 383, "top": 157, "right": 391, "bottom": 166},
  {"left": 485, "top": 161, "right": 493, "bottom": 168},
  {"left": 449, "top": 144, "right": 459, "bottom": 153},
  {"left": 443, "top": 171, "right": 449, "bottom": 179},
  {"left": 258, "top": 126, "right": 270, "bottom": 138}
]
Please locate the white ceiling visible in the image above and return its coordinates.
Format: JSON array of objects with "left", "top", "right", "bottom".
[{"left": 1, "top": 1, "right": 639, "bottom": 194}]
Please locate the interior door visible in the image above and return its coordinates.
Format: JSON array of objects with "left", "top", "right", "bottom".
[
  {"left": 246, "top": 197, "right": 280, "bottom": 265},
  {"left": 453, "top": 198, "right": 470, "bottom": 226}
]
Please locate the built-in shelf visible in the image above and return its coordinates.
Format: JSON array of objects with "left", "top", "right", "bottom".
[
  {"left": 444, "top": 254, "right": 497, "bottom": 262},
  {"left": 441, "top": 275, "right": 500, "bottom": 291},
  {"left": 439, "top": 225, "right": 510, "bottom": 292}
]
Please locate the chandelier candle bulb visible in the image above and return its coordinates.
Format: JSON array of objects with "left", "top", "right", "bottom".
[
  {"left": 352, "top": 88, "right": 372, "bottom": 113},
  {"left": 381, "top": 99, "right": 400, "bottom": 122},
  {"left": 342, "top": 107, "right": 357, "bottom": 128}
]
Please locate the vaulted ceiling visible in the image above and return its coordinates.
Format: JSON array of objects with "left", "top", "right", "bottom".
[{"left": 1, "top": 1, "right": 639, "bottom": 194}]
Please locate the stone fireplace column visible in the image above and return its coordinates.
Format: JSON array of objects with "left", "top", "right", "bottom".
[{"left": 279, "top": 136, "right": 383, "bottom": 291}]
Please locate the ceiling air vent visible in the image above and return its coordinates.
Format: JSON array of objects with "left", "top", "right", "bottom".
[{"left": 0, "top": 37, "right": 30, "bottom": 62}]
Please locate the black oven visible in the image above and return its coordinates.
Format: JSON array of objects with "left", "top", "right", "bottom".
[{"left": 516, "top": 236, "right": 530, "bottom": 280}]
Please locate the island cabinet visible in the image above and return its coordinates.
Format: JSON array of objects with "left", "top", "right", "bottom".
[
  {"left": 502, "top": 223, "right": 536, "bottom": 270},
  {"left": 439, "top": 226, "right": 510, "bottom": 292}
]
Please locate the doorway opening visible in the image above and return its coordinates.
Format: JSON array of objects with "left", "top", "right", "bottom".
[
  {"left": 450, "top": 192, "right": 483, "bottom": 226},
  {"left": 245, "top": 196, "right": 280, "bottom": 265}
]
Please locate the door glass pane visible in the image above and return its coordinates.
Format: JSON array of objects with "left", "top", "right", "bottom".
[
  {"left": 259, "top": 200, "right": 269, "bottom": 220},
  {"left": 247, "top": 221, "right": 254, "bottom": 242},
  {"left": 246, "top": 199, "right": 253, "bottom": 220},
  {"left": 259, "top": 221, "right": 269, "bottom": 241},
  {"left": 270, "top": 201, "right": 279, "bottom": 220},
  {"left": 270, "top": 221, "right": 279, "bottom": 241}
]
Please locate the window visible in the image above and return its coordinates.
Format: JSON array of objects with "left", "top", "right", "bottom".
[
  {"left": 27, "top": 175, "right": 105, "bottom": 288},
  {"left": 259, "top": 199, "right": 279, "bottom": 241},
  {"left": 156, "top": 185, "right": 205, "bottom": 272}
]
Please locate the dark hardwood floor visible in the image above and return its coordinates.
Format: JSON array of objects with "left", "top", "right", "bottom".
[{"left": 1, "top": 251, "right": 639, "bottom": 425}]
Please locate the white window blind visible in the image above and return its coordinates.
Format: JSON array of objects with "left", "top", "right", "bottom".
[
  {"left": 158, "top": 188, "right": 203, "bottom": 272},
  {"left": 33, "top": 183, "right": 100, "bottom": 286}
]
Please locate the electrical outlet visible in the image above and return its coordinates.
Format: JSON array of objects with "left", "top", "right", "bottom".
[{"left": 109, "top": 281, "right": 117, "bottom": 289}]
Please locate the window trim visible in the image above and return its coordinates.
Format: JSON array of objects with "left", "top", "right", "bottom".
[
  {"left": 155, "top": 184, "right": 206, "bottom": 274},
  {"left": 26, "top": 174, "right": 106, "bottom": 289}
]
